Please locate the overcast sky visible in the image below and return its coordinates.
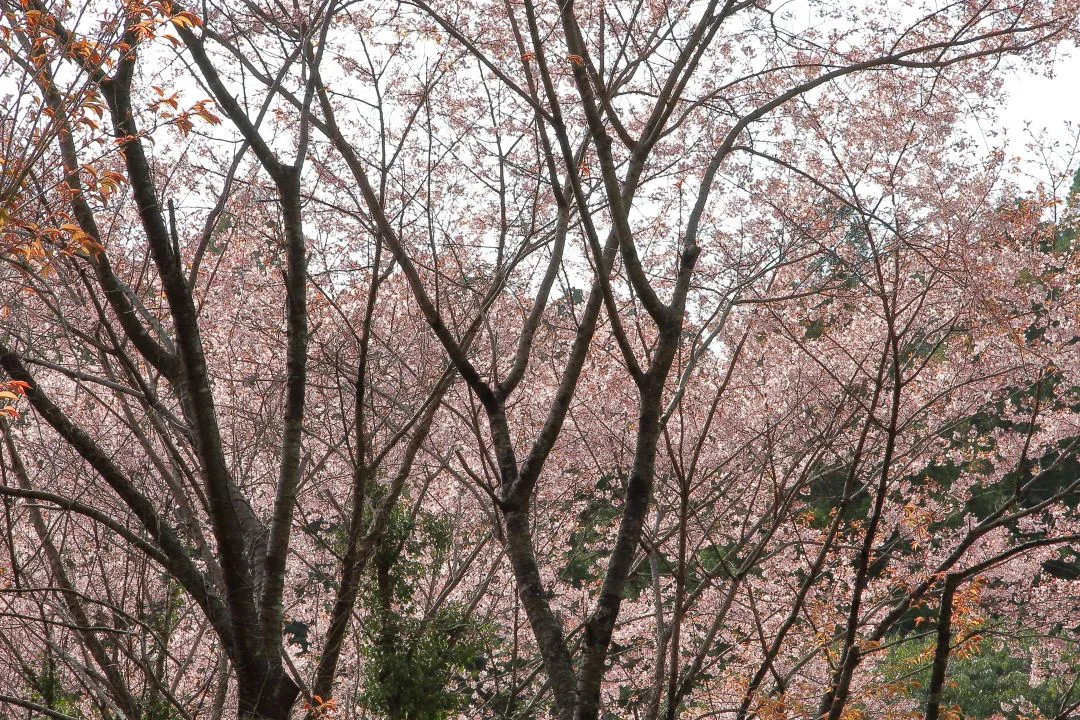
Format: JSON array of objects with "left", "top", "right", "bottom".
[
  {"left": 1002, "top": 52, "right": 1079, "bottom": 130},
  {"left": 998, "top": 50, "right": 1080, "bottom": 191}
]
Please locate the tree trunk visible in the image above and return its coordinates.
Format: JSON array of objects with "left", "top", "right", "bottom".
[{"left": 239, "top": 672, "right": 299, "bottom": 720}]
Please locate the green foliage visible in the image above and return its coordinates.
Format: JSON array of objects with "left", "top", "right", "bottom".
[
  {"left": 556, "top": 472, "right": 625, "bottom": 589},
  {"left": 558, "top": 497, "right": 620, "bottom": 588},
  {"left": 356, "top": 503, "right": 488, "bottom": 720},
  {"left": 802, "top": 464, "right": 870, "bottom": 529},
  {"left": 1044, "top": 545, "right": 1080, "bottom": 581},
  {"left": 469, "top": 654, "right": 545, "bottom": 720},
  {"left": 359, "top": 604, "right": 487, "bottom": 720},
  {"left": 140, "top": 695, "right": 185, "bottom": 720},
  {"left": 141, "top": 577, "right": 184, "bottom": 638},
  {"left": 881, "top": 632, "right": 1080, "bottom": 719},
  {"left": 606, "top": 684, "right": 651, "bottom": 720},
  {"left": 27, "top": 652, "right": 84, "bottom": 719},
  {"left": 137, "top": 579, "right": 187, "bottom": 720}
]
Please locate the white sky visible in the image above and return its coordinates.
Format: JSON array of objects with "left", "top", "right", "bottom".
[
  {"left": 995, "top": 50, "right": 1080, "bottom": 191},
  {"left": 1001, "top": 53, "right": 1080, "bottom": 132}
]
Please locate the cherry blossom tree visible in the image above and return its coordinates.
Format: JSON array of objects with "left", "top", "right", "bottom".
[{"left": 1, "top": 0, "right": 1080, "bottom": 718}]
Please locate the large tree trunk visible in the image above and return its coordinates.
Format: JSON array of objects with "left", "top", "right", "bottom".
[{"left": 239, "top": 671, "right": 299, "bottom": 720}]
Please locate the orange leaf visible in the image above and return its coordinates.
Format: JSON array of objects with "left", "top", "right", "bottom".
[{"left": 170, "top": 12, "right": 202, "bottom": 29}]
